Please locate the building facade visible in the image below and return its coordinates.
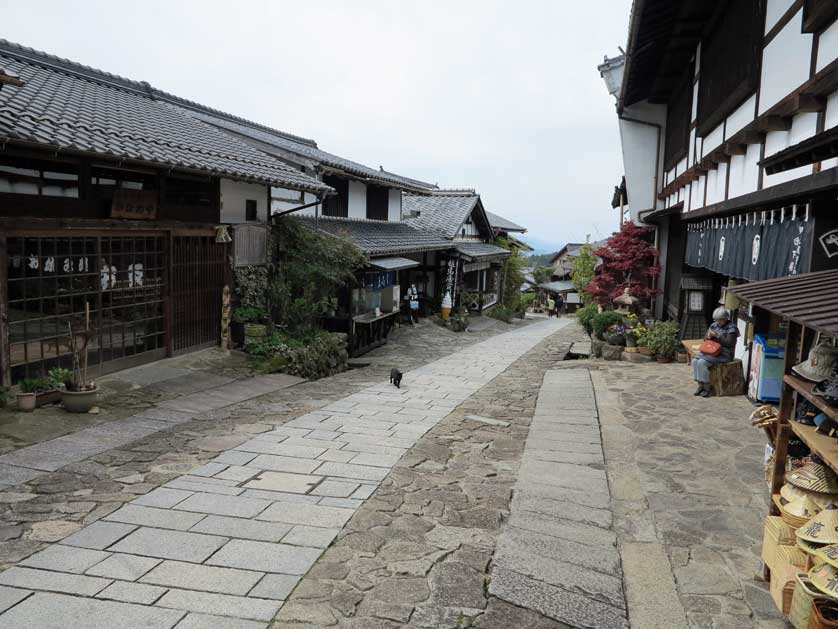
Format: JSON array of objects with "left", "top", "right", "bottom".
[{"left": 604, "top": 1, "right": 838, "bottom": 334}]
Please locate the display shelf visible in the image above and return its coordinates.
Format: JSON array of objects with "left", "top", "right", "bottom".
[
  {"left": 789, "top": 421, "right": 838, "bottom": 476},
  {"left": 784, "top": 374, "right": 838, "bottom": 423}
]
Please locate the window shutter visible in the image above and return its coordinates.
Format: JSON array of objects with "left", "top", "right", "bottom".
[{"left": 234, "top": 224, "right": 268, "bottom": 266}]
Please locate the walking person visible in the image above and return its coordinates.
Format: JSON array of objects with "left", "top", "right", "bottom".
[
  {"left": 691, "top": 307, "right": 739, "bottom": 398},
  {"left": 547, "top": 295, "right": 555, "bottom": 318},
  {"left": 554, "top": 294, "right": 564, "bottom": 317}
]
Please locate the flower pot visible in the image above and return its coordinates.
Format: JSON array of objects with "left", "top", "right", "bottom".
[
  {"left": 625, "top": 335, "right": 637, "bottom": 348},
  {"left": 637, "top": 346, "right": 652, "bottom": 356},
  {"left": 35, "top": 389, "right": 62, "bottom": 407},
  {"left": 656, "top": 355, "right": 673, "bottom": 364},
  {"left": 61, "top": 387, "right": 99, "bottom": 413},
  {"left": 244, "top": 323, "right": 267, "bottom": 345},
  {"left": 605, "top": 333, "right": 626, "bottom": 346},
  {"left": 16, "top": 392, "right": 36, "bottom": 412},
  {"left": 624, "top": 346, "right": 638, "bottom": 353}
]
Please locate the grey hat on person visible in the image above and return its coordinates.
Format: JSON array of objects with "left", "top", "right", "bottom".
[{"left": 712, "top": 307, "right": 730, "bottom": 321}]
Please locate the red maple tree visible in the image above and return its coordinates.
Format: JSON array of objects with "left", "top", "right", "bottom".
[{"left": 587, "top": 223, "right": 660, "bottom": 306}]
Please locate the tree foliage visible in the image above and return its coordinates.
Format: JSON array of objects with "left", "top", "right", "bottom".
[
  {"left": 496, "top": 237, "right": 527, "bottom": 312},
  {"left": 570, "top": 244, "right": 596, "bottom": 304},
  {"left": 532, "top": 265, "right": 553, "bottom": 285},
  {"left": 270, "top": 218, "right": 367, "bottom": 334},
  {"left": 586, "top": 223, "right": 660, "bottom": 306}
]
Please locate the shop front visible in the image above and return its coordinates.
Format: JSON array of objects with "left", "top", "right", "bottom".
[
  {"left": 2, "top": 227, "right": 227, "bottom": 385},
  {"left": 726, "top": 271, "right": 838, "bottom": 623}
]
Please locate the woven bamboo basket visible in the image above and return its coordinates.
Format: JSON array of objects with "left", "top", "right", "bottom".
[
  {"left": 792, "top": 573, "right": 827, "bottom": 629},
  {"left": 809, "top": 599, "right": 838, "bottom": 629}
]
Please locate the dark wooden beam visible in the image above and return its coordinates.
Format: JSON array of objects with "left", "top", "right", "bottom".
[
  {"left": 755, "top": 116, "right": 793, "bottom": 132},
  {"left": 794, "top": 94, "right": 827, "bottom": 113},
  {"left": 0, "top": 234, "right": 9, "bottom": 386},
  {"left": 724, "top": 142, "right": 747, "bottom": 156}
]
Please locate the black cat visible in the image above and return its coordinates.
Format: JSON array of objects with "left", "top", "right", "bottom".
[{"left": 389, "top": 368, "right": 403, "bottom": 389}]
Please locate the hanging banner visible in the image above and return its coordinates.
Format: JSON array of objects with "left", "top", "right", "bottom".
[{"left": 683, "top": 206, "right": 813, "bottom": 281}]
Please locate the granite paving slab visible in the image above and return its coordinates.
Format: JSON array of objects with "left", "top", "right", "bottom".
[
  {"left": 0, "top": 318, "right": 566, "bottom": 627},
  {"left": 489, "top": 368, "right": 628, "bottom": 629}
]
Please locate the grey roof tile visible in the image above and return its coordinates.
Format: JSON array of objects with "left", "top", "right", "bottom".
[
  {"left": 161, "top": 95, "right": 436, "bottom": 192},
  {"left": 485, "top": 210, "right": 526, "bottom": 233},
  {"left": 0, "top": 39, "right": 330, "bottom": 194},
  {"left": 455, "top": 241, "right": 511, "bottom": 260},
  {"left": 403, "top": 190, "right": 482, "bottom": 239},
  {"left": 291, "top": 215, "right": 451, "bottom": 256}
]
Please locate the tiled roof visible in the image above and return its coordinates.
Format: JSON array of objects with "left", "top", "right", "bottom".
[
  {"left": 455, "top": 241, "right": 510, "bottom": 260},
  {"left": 0, "top": 40, "right": 330, "bottom": 194},
  {"left": 403, "top": 190, "right": 483, "bottom": 239},
  {"left": 163, "top": 95, "right": 435, "bottom": 192},
  {"left": 292, "top": 215, "right": 452, "bottom": 256},
  {"left": 485, "top": 210, "right": 526, "bottom": 233}
]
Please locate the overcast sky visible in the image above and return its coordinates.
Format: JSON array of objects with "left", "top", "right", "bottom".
[{"left": 3, "top": 0, "right": 631, "bottom": 252}]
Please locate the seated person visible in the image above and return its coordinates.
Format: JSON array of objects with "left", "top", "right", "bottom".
[{"left": 691, "top": 307, "right": 739, "bottom": 398}]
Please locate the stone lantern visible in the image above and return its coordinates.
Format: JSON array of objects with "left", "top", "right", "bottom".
[{"left": 613, "top": 288, "right": 639, "bottom": 315}]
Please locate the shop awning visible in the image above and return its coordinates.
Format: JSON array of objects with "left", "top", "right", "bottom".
[
  {"left": 369, "top": 256, "right": 420, "bottom": 271},
  {"left": 455, "top": 242, "right": 510, "bottom": 262},
  {"left": 539, "top": 280, "right": 575, "bottom": 293},
  {"left": 728, "top": 269, "right": 838, "bottom": 335}
]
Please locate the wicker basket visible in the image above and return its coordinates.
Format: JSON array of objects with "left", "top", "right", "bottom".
[
  {"left": 809, "top": 599, "right": 838, "bottom": 629},
  {"left": 792, "top": 573, "right": 827, "bottom": 629}
]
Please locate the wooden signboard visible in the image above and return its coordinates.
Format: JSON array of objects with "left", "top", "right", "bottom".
[{"left": 110, "top": 189, "right": 158, "bottom": 220}]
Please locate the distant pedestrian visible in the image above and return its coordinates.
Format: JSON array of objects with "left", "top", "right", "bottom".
[
  {"left": 547, "top": 296, "right": 555, "bottom": 317},
  {"left": 554, "top": 294, "right": 564, "bottom": 317}
]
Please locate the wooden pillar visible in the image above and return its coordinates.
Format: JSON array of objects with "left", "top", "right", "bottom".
[
  {"left": 164, "top": 231, "right": 174, "bottom": 356},
  {"left": 0, "top": 235, "right": 10, "bottom": 386},
  {"left": 769, "top": 321, "right": 802, "bottom": 505}
]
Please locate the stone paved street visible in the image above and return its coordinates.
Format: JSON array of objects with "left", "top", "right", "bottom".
[
  {"left": 0, "top": 317, "right": 568, "bottom": 627},
  {"left": 0, "top": 318, "right": 783, "bottom": 628}
]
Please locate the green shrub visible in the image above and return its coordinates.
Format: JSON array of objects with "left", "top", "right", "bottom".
[
  {"left": 250, "top": 330, "right": 349, "bottom": 380},
  {"left": 488, "top": 305, "right": 514, "bottom": 324},
  {"left": 233, "top": 305, "right": 269, "bottom": 324},
  {"left": 19, "top": 377, "right": 53, "bottom": 394},
  {"left": 576, "top": 303, "right": 598, "bottom": 335},
  {"left": 645, "top": 320, "right": 680, "bottom": 358},
  {"left": 48, "top": 367, "right": 73, "bottom": 388},
  {"left": 591, "top": 311, "right": 625, "bottom": 340}
]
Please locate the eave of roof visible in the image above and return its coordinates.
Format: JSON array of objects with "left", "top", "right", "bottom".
[
  {"left": 485, "top": 210, "right": 527, "bottom": 233},
  {"left": 0, "top": 39, "right": 331, "bottom": 194}
]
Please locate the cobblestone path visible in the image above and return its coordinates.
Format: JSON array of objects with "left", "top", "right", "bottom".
[{"left": 0, "top": 318, "right": 567, "bottom": 628}]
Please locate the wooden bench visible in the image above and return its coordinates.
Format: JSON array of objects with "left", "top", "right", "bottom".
[{"left": 682, "top": 339, "right": 746, "bottom": 397}]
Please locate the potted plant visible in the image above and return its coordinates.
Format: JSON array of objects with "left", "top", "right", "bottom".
[
  {"left": 17, "top": 376, "right": 62, "bottom": 411},
  {"left": 61, "top": 323, "right": 98, "bottom": 413},
  {"left": 592, "top": 311, "right": 625, "bottom": 342},
  {"left": 604, "top": 323, "right": 627, "bottom": 346},
  {"left": 233, "top": 305, "right": 269, "bottom": 346},
  {"left": 645, "top": 320, "right": 680, "bottom": 363}
]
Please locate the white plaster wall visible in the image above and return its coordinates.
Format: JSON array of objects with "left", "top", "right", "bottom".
[
  {"left": 728, "top": 143, "right": 761, "bottom": 199},
  {"left": 765, "top": 0, "right": 795, "bottom": 34},
  {"left": 759, "top": 11, "right": 812, "bottom": 115},
  {"left": 702, "top": 123, "right": 724, "bottom": 157},
  {"left": 665, "top": 167, "right": 674, "bottom": 185},
  {"left": 388, "top": 188, "right": 401, "bottom": 222},
  {"left": 763, "top": 114, "right": 818, "bottom": 186},
  {"left": 688, "top": 128, "right": 697, "bottom": 166},
  {"left": 272, "top": 191, "right": 318, "bottom": 217},
  {"left": 619, "top": 101, "right": 667, "bottom": 221},
  {"left": 347, "top": 180, "right": 367, "bottom": 220},
  {"left": 694, "top": 175, "right": 706, "bottom": 210},
  {"left": 822, "top": 91, "right": 838, "bottom": 170},
  {"left": 691, "top": 80, "right": 699, "bottom": 122},
  {"left": 706, "top": 163, "right": 728, "bottom": 205},
  {"left": 677, "top": 156, "right": 688, "bottom": 176},
  {"left": 220, "top": 179, "right": 267, "bottom": 223},
  {"left": 818, "top": 19, "right": 838, "bottom": 73},
  {"left": 725, "top": 94, "right": 757, "bottom": 138}
]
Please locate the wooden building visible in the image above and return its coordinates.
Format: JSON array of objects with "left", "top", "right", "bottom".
[
  {"left": 403, "top": 190, "right": 511, "bottom": 313},
  {"left": 603, "top": 1, "right": 838, "bottom": 341},
  {"left": 0, "top": 40, "right": 330, "bottom": 386}
]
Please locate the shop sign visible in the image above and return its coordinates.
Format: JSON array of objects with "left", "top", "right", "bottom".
[
  {"left": 11, "top": 254, "right": 144, "bottom": 290},
  {"left": 363, "top": 271, "right": 396, "bottom": 290},
  {"left": 110, "top": 189, "right": 158, "bottom": 220},
  {"left": 820, "top": 229, "right": 838, "bottom": 258}
]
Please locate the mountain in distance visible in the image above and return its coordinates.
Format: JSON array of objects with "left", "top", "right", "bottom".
[{"left": 517, "top": 234, "right": 563, "bottom": 256}]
